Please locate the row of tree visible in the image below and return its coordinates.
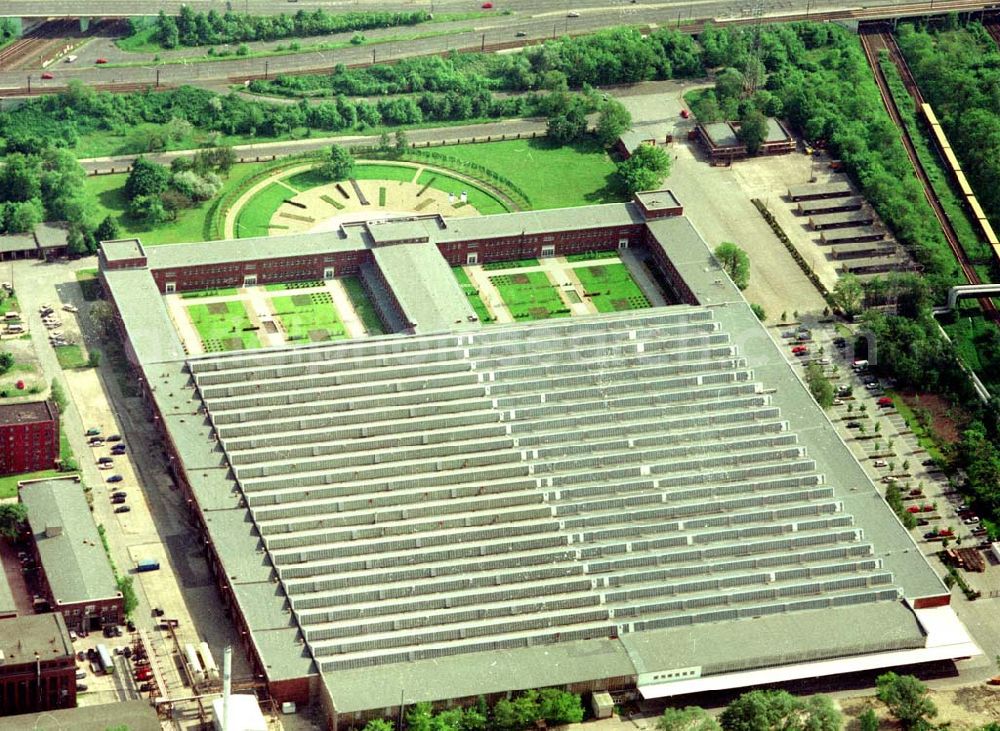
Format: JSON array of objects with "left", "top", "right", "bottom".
[
  {"left": 141, "top": 8, "right": 430, "bottom": 49},
  {"left": 0, "top": 82, "right": 556, "bottom": 158},
  {"left": 252, "top": 26, "right": 704, "bottom": 100},
  {"left": 895, "top": 22, "right": 1000, "bottom": 241},
  {"left": 0, "top": 148, "right": 92, "bottom": 241}
]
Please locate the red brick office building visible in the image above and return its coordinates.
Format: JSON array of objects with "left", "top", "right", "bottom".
[
  {"left": 0, "top": 613, "right": 76, "bottom": 717},
  {"left": 0, "top": 401, "right": 60, "bottom": 476}
]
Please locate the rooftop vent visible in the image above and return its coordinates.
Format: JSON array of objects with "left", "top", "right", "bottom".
[{"left": 45, "top": 524, "right": 62, "bottom": 537}]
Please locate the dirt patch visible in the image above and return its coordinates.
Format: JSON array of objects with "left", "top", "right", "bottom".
[
  {"left": 309, "top": 329, "right": 330, "bottom": 342},
  {"left": 207, "top": 302, "right": 228, "bottom": 315},
  {"left": 511, "top": 273, "right": 530, "bottom": 285},
  {"left": 897, "top": 390, "right": 970, "bottom": 444},
  {"left": 292, "top": 294, "right": 312, "bottom": 308},
  {"left": 223, "top": 337, "right": 243, "bottom": 350},
  {"left": 840, "top": 686, "right": 1000, "bottom": 730},
  {"left": 588, "top": 266, "right": 607, "bottom": 278},
  {"left": 612, "top": 298, "right": 630, "bottom": 311},
  {"left": 530, "top": 307, "right": 549, "bottom": 319}
]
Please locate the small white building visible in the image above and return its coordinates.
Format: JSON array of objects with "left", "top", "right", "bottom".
[
  {"left": 991, "top": 542, "right": 1000, "bottom": 563},
  {"left": 212, "top": 694, "right": 268, "bottom": 731}
]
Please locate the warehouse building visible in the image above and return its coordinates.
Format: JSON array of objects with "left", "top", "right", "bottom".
[
  {"left": 98, "top": 191, "right": 978, "bottom": 728},
  {"left": 0, "top": 401, "right": 60, "bottom": 477},
  {"left": 0, "top": 700, "right": 161, "bottom": 730},
  {"left": 20, "top": 478, "right": 124, "bottom": 632},
  {"left": 0, "top": 613, "right": 76, "bottom": 717}
]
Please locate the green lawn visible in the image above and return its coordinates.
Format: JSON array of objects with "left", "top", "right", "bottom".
[
  {"left": 573, "top": 263, "right": 650, "bottom": 313},
  {"left": 342, "top": 276, "right": 385, "bottom": 335},
  {"left": 54, "top": 345, "right": 88, "bottom": 369},
  {"left": 271, "top": 291, "right": 347, "bottom": 343},
  {"left": 415, "top": 170, "right": 508, "bottom": 215},
  {"left": 436, "top": 138, "right": 622, "bottom": 209},
  {"left": 565, "top": 250, "right": 620, "bottom": 263},
  {"left": 284, "top": 168, "right": 332, "bottom": 192},
  {"left": 85, "top": 161, "right": 275, "bottom": 246},
  {"left": 489, "top": 271, "right": 569, "bottom": 321},
  {"left": 187, "top": 300, "right": 261, "bottom": 352},
  {"left": 452, "top": 267, "right": 494, "bottom": 323},
  {"left": 0, "top": 469, "right": 65, "bottom": 499},
  {"left": 235, "top": 182, "right": 293, "bottom": 239}
]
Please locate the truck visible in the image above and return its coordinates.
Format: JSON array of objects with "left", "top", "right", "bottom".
[
  {"left": 136, "top": 559, "right": 160, "bottom": 572},
  {"left": 96, "top": 644, "right": 114, "bottom": 675}
]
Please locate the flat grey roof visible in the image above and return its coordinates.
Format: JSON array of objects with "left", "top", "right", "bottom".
[
  {"left": 0, "top": 400, "right": 55, "bottom": 426},
  {"left": 0, "top": 233, "right": 36, "bottom": 254},
  {"left": 819, "top": 226, "right": 885, "bottom": 243},
  {"left": 101, "top": 237, "right": 145, "bottom": 262},
  {"left": 703, "top": 122, "right": 739, "bottom": 148},
  {"left": 20, "top": 479, "right": 121, "bottom": 607},
  {"left": 367, "top": 218, "right": 434, "bottom": 244},
  {"left": 788, "top": 180, "right": 853, "bottom": 200},
  {"left": 146, "top": 231, "right": 364, "bottom": 270},
  {"left": 0, "top": 567, "right": 15, "bottom": 617},
  {"left": 619, "top": 124, "right": 671, "bottom": 155},
  {"left": 809, "top": 211, "right": 874, "bottom": 226},
  {"left": 34, "top": 221, "right": 68, "bottom": 249},
  {"left": 0, "top": 612, "right": 73, "bottom": 665},
  {"left": 0, "top": 700, "right": 160, "bottom": 731},
  {"left": 635, "top": 190, "right": 681, "bottom": 211},
  {"left": 765, "top": 117, "right": 791, "bottom": 143},
  {"left": 102, "top": 268, "right": 186, "bottom": 365},
  {"left": 371, "top": 243, "right": 478, "bottom": 333}
]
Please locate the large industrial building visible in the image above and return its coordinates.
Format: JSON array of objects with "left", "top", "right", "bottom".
[
  {"left": 20, "top": 478, "right": 124, "bottom": 631},
  {"left": 98, "top": 191, "right": 978, "bottom": 728},
  {"left": 0, "top": 613, "right": 76, "bottom": 716}
]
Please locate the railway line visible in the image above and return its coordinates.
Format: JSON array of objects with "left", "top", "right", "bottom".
[
  {"left": 0, "top": 19, "right": 79, "bottom": 71},
  {"left": 859, "top": 27, "right": 997, "bottom": 317}
]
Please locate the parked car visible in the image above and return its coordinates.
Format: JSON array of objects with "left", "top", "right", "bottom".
[
  {"left": 791, "top": 345, "right": 808, "bottom": 355},
  {"left": 111, "top": 445, "right": 126, "bottom": 455},
  {"left": 846, "top": 421, "right": 861, "bottom": 429},
  {"left": 97, "top": 456, "right": 113, "bottom": 464},
  {"left": 114, "top": 505, "right": 131, "bottom": 514},
  {"left": 76, "top": 683, "right": 88, "bottom": 692},
  {"left": 923, "top": 531, "right": 939, "bottom": 540},
  {"left": 567, "top": 11, "right": 580, "bottom": 17},
  {"left": 111, "top": 491, "right": 127, "bottom": 499},
  {"left": 963, "top": 517, "right": 980, "bottom": 525},
  {"left": 514, "top": 30, "right": 526, "bottom": 37},
  {"left": 111, "top": 495, "right": 127, "bottom": 504},
  {"left": 832, "top": 398, "right": 843, "bottom": 406},
  {"left": 680, "top": 109, "right": 690, "bottom": 119},
  {"left": 481, "top": 1, "right": 492, "bottom": 6},
  {"left": 873, "top": 460, "right": 887, "bottom": 467},
  {"left": 76, "top": 669, "right": 86, "bottom": 679},
  {"left": 106, "top": 434, "right": 122, "bottom": 442},
  {"left": 41, "top": 72, "right": 54, "bottom": 80},
  {"left": 106, "top": 474, "right": 123, "bottom": 483},
  {"left": 921, "top": 458, "right": 936, "bottom": 467},
  {"left": 62, "top": 303, "right": 78, "bottom": 313},
  {"left": 98, "top": 462, "right": 114, "bottom": 471},
  {"left": 95, "top": 57, "right": 107, "bottom": 64},
  {"left": 877, "top": 397, "right": 893, "bottom": 407},
  {"left": 85, "top": 428, "right": 100, "bottom": 436}
]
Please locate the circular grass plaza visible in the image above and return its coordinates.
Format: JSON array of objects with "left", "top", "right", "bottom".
[{"left": 227, "top": 161, "right": 512, "bottom": 239}]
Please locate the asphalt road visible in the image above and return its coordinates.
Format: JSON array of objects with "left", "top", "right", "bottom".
[{"left": 1, "top": 0, "right": 986, "bottom": 92}]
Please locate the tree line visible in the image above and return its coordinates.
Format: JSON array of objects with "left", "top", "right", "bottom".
[
  {"left": 139, "top": 8, "right": 431, "bottom": 49},
  {"left": 251, "top": 26, "right": 704, "bottom": 100}
]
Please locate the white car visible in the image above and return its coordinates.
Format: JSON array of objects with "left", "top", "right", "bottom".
[
  {"left": 832, "top": 398, "right": 843, "bottom": 406},
  {"left": 98, "top": 462, "right": 114, "bottom": 470},
  {"left": 62, "top": 304, "right": 78, "bottom": 313},
  {"left": 873, "top": 460, "right": 887, "bottom": 467}
]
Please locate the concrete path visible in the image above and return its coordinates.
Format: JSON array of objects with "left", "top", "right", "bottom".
[
  {"left": 242, "top": 286, "right": 284, "bottom": 348},
  {"left": 464, "top": 265, "right": 514, "bottom": 324},
  {"left": 325, "top": 279, "right": 367, "bottom": 338},
  {"left": 163, "top": 293, "right": 204, "bottom": 355}
]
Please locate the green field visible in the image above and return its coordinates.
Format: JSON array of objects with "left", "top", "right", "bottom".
[
  {"left": 284, "top": 168, "right": 331, "bottom": 192},
  {"left": 565, "top": 250, "right": 620, "bottom": 263},
  {"left": 271, "top": 291, "right": 347, "bottom": 343},
  {"left": 489, "top": 271, "right": 568, "bottom": 321},
  {"left": 342, "top": 276, "right": 385, "bottom": 335},
  {"left": 187, "top": 300, "right": 261, "bottom": 352},
  {"left": 235, "top": 182, "right": 294, "bottom": 238},
  {"left": 415, "top": 170, "right": 508, "bottom": 215},
  {"left": 573, "top": 263, "right": 650, "bottom": 313},
  {"left": 434, "top": 138, "right": 622, "bottom": 209},
  {"left": 452, "top": 267, "right": 494, "bottom": 323},
  {"left": 54, "top": 345, "right": 88, "bottom": 369},
  {"left": 0, "top": 469, "right": 64, "bottom": 499},
  {"left": 85, "top": 161, "right": 274, "bottom": 246}
]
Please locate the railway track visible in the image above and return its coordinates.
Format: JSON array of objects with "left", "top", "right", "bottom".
[
  {"left": 985, "top": 21, "right": 1000, "bottom": 44},
  {"left": 0, "top": 80, "right": 174, "bottom": 98},
  {"left": 859, "top": 28, "right": 996, "bottom": 317},
  {"left": 0, "top": 19, "right": 79, "bottom": 71}
]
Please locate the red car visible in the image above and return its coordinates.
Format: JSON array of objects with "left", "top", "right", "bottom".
[
  {"left": 481, "top": 1, "right": 493, "bottom": 6},
  {"left": 95, "top": 58, "right": 108, "bottom": 64},
  {"left": 906, "top": 506, "right": 920, "bottom": 513},
  {"left": 791, "top": 345, "right": 808, "bottom": 355},
  {"left": 877, "top": 396, "right": 893, "bottom": 407},
  {"left": 680, "top": 109, "right": 690, "bottom": 119},
  {"left": 41, "top": 72, "right": 54, "bottom": 80}
]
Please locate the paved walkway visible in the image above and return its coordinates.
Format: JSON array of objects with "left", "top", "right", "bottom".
[
  {"left": 464, "top": 265, "right": 514, "bottom": 324},
  {"left": 243, "top": 285, "right": 284, "bottom": 348},
  {"left": 163, "top": 293, "right": 204, "bottom": 355},
  {"left": 325, "top": 279, "right": 367, "bottom": 339},
  {"left": 620, "top": 249, "right": 670, "bottom": 307}
]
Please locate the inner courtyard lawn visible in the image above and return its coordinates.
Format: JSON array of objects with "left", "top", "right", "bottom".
[
  {"left": 187, "top": 300, "right": 261, "bottom": 352},
  {"left": 573, "top": 263, "right": 651, "bottom": 312},
  {"left": 489, "top": 271, "right": 569, "bottom": 320},
  {"left": 270, "top": 291, "right": 347, "bottom": 343}
]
